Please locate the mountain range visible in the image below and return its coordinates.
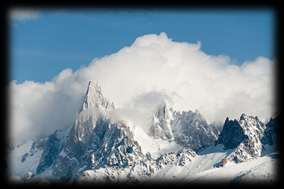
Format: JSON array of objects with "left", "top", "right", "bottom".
[{"left": 10, "top": 81, "right": 278, "bottom": 183}]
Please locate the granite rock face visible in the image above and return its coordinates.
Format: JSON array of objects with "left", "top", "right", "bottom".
[
  {"left": 216, "top": 118, "right": 245, "bottom": 149},
  {"left": 215, "top": 114, "right": 268, "bottom": 165},
  {"left": 87, "top": 120, "right": 144, "bottom": 169},
  {"left": 149, "top": 102, "right": 174, "bottom": 141},
  {"left": 156, "top": 148, "right": 196, "bottom": 168},
  {"left": 172, "top": 110, "right": 221, "bottom": 151},
  {"left": 33, "top": 81, "right": 144, "bottom": 181},
  {"left": 71, "top": 80, "right": 115, "bottom": 145},
  {"left": 40, "top": 119, "right": 144, "bottom": 181},
  {"left": 261, "top": 117, "right": 279, "bottom": 146},
  {"left": 36, "top": 131, "right": 62, "bottom": 174}
]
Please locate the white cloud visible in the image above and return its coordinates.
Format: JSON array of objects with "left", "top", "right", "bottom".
[
  {"left": 10, "top": 9, "right": 40, "bottom": 22},
  {"left": 9, "top": 32, "right": 275, "bottom": 145}
]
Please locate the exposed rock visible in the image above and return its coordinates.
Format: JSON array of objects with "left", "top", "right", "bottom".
[
  {"left": 156, "top": 148, "right": 196, "bottom": 168},
  {"left": 216, "top": 114, "right": 267, "bottom": 165},
  {"left": 12, "top": 81, "right": 277, "bottom": 182},
  {"left": 36, "top": 130, "right": 65, "bottom": 174},
  {"left": 71, "top": 80, "right": 115, "bottom": 145},
  {"left": 261, "top": 116, "right": 279, "bottom": 146},
  {"left": 172, "top": 110, "right": 220, "bottom": 150},
  {"left": 149, "top": 101, "right": 174, "bottom": 140},
  {"left": 217, "top": 117, "right": 245, "bottom": 149}
]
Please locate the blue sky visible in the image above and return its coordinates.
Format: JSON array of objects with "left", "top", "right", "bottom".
[{"left": 10, "top": 9, "right": 274, "bottom": 83}]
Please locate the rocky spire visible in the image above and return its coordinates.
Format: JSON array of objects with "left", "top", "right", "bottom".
[
  {"left": 80, "top": 80, "right": 114, "bottom": 113},
  {"left": 150, "top": 101, "right": 174, "bottom": 140},
  {"left": 71, "top": 81, "right": 115, "bottom": 144},
  {"left": 216, "top": 113, "right": 267, "bottom": 165}
]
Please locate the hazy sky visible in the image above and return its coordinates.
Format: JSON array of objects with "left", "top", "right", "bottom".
[{"left": 10, "top": 9, "right": 274, "bottom": 83}]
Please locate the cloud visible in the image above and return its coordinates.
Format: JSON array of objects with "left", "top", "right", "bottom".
[
  {"left": 10, "top": 9, "right": 40, "bottom": 22},
  {"left": 109, "top": 91, "right": 174, "bottom": 134},
  {"left": 10, "top": 32, "right": 275, "bottom": 145}
]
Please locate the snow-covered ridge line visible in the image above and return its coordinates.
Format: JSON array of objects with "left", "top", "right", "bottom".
[
  {"left": 215, "top": 114, "right": 278, "bottom": 167},
  {"left": 9, "top": 80, "right": 278, "bottom": 183}
]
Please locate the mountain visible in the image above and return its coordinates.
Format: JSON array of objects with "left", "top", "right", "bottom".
[
  {"left": 10, "top": 137, "right": 47, "bottom": 180},
  {"left": 215, "top": 114, "right": 277, "bottom": 167},
  {"left": 148, "top": 101, "right": 222, "bottom": 151},
  {"left": 49, "top": 119, "right": 144, "bottom": 181},
  {"left": 36, "top": 129, "right": 69, "bottom": 175},
  {"left": 149, "top": 101, "right": 174, "bottom": 141},
  {"left": 35, "top": 80, "right": 142, "bottom": 181},
  {"left": 71, "top": 81, "right": 115, "bottom": 145},
  {"left": 171, "top": 110, "right": 221, "bottom": 151},
  {"left": 9, "top": 81, "right": 278, "bottom": 183},
  {"left": 261, "top": 117, "right": 280, "bottom": 147},
  {"left": 216, "top": 117, "right": 245, "bottom": 150}
]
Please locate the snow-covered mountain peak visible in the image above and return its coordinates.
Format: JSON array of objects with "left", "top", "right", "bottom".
[
  {"left": 9, "top": 81, "right": 278, "bottom": 183},
  {"left": 216, "top": 113, "right": 269, "bottom": 165},
  {"left": 71, "top": 81, "right": 115, "bottom": 144},
  {"left": 172, "top": 110, "right": 220, "bottom": 150},
  {"left": 238, "top": 114, "right": 265, "bottom": 136},
  {"left": 239, "top": 113, "right": 259, "bottom": 123},
  {"left": 80, "top": 80, "right": 114, "bottom": 113},
  {"left": 149, "top": 101, "right": 174, "bottom": 140},
  {"left": 156, "top": 101, "right": 173, "bottom": 121},
  {"left": 240, "top": 113, "right": 249, "bottom": 120}
]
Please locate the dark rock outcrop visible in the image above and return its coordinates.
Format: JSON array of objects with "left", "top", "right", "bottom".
[
  {"left": 215, "top": 114, "right": 267, "bottom": 165},
  {"left": 261, "top": 116, "right": 279, "bottom": 146},
  {"left": 216, "top": 117, "right": 245, "bottom": 149},
  {"left": 172, "top": 110, "right": 220, "bottom": 150}
]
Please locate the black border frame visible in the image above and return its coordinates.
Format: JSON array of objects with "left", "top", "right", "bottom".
[{"left": 1, "top": 0, "right": 282, "bottom": 188}]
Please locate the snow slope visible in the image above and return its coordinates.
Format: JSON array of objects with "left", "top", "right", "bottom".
[
  {"left": 77, "top": 145, "right": 277, "bottom": 183},
  {"left": 9, "top": 139, "right": 45, "bottom": 180},
  {"left": 131, "top": 124, "right": 182, "bottom": 159},
  {"left": 188, "top": 155, "right": 276, "bottom": 183}
]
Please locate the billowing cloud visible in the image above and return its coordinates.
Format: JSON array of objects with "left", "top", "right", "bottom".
[
  {"left": 10, "top": 32, "right": 275, "bottom": 145},
  {"left": 10, "top": 9, "right": 40, "bottom": 22}
]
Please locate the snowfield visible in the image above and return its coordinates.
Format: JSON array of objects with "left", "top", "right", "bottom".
[
  {"left": 9, "top": 140, "right": 44, "bottom": 180},
  {"left": 180, "top": 153, "right": 276, "bottom": 183},
  {"left": 138, "top": 145, "right": 277, "bottom": 183}
]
